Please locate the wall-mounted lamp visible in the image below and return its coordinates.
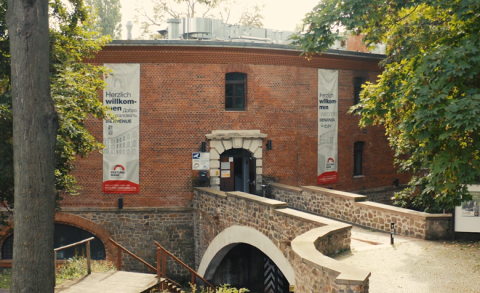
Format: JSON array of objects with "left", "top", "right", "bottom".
[
  {"left": 363, "top": 129, "right": 367, "bottom": 134},
  {"left": 393, "top": 178, "right": 399, "bottom": 187},
  {"left": 266, "top": 140, "right": 272, "bottom": 150},
  {"left": 201, "top": 141, "right": 207, "bottom": 152},
  {"left": 118, "top": 197, "right": 123, "bottom": 210}
]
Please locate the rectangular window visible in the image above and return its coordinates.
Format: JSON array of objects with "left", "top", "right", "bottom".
[
  {"left": 354, "top": 77, "right": 366, "bottom": 105},
  {"left": 225, "top": 73, "right": 246, "bottom": 111},
  {"left": 354, "top": 141, "right": 364, "bottom": 176}
]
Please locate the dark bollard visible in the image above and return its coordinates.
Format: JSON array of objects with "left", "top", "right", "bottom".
[{"left": 391, "top": 222, "right": 395, "bottom": 245}]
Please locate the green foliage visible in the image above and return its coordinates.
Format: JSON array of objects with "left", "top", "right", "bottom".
[
  {"left": 292, "top": 0, "right": 480, "bottom": 211},
  {"left": 0, "top": 269, "right": 11, "bottom": 289},
  {"left": 86, "top": 0, "right": 122, "bottom": 39},
  {"left": 0, "top": 0, "right": 113, "bottom": 209},
  {"left": 189, "top": 283, "right": 249, "bottom": 293},
  {"left": 236, "top": 4, "right": 264, "bottom": 28},
  {"left": 56, "top": 257, "right": 117, "bottom": 285}
]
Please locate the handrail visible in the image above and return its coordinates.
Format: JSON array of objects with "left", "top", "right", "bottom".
[
  {"left": 109, "top": 238, "right": 157, "bottom": 273},
  {"left": 54, "top": 237, "right": 95, "bottom": 251},
  {"left": 154, "top": 241, "right": 215, "bottom": 290},
  {"left": 54, "top": 237, "right": 95, "bottom": 283}
]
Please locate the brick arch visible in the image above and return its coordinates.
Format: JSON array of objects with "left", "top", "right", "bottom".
[
  {"left": 0, "top": 213, "right": 116, "bottom": 262},
  {"left": 54, "top": 213, "right": 116, "bottom": 262},
  {"left": 197, "top": 225, "right": 295, "bottom": 286}
]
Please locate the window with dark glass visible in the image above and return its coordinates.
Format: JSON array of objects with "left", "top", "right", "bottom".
[
  {"left": 1, "top": 224, "right": 106, "bottom": 260},
  {"left": 225, "top": 73, "right": 246, "bottom": 110},
  {"left": 354, "top": 77, "right": 366, "bottom": 105},
  {"left": 354, "top": 141, "right": 364, "bottom": 176}
]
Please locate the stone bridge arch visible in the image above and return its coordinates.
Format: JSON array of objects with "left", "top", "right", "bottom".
[{"left": 197, "top": 225, "right": 295, "bottom": 286}]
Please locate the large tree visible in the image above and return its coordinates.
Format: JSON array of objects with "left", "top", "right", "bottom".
[
  {"left": 7, "top": 0, "right": 58, "bottom": 291},
  {"left": 292, "top": 0, "right": 480, "bottom": 212},
  {"left": 86, "top": 0, "right": 122, "bottom": 39},
  {"left": 0, "top": 0, "right": 111, "bottom": 210},
  {"left": 1, "top": 0, "right": 110, "bottom": 289}
]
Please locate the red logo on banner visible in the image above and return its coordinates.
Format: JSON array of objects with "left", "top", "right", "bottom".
[
  {"left": 318, "top": 171, "right": 338, "bottom": 185},
  {"left": 113, "top": 165, "right": 125, "bottom": 170}
]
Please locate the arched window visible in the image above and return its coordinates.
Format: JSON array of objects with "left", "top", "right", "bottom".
[
  {"left": 225, "top": 72, "right": 246, "bottom": 111},
  {"left": 2, "top": 224, "right": 106, "bottom": 260}
]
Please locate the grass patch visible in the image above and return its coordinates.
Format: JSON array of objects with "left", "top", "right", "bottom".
[
  {"left": 56, "top": 257, "right": 117, "bottom": 285},
  {"left": 0, "top": 269, "right": 11, "bottom": 289},
  {"left": 0, "top": 257, "right": 116, "bottom": 289}
]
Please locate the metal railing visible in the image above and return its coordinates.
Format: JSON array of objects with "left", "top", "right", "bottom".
[
  {"left": 154, "top": 241, "right": 215, "bottom": 290},
  {"left": 108, "top": 238, "right": 156, "bottom": 273},
  {"left": 109, "top": 238, "right": 182, "bottom": 291}
]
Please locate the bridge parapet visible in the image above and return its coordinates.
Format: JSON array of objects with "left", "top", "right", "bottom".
[
  {"left": 270, "top": 183, "right": 452, "bottom": 240},
  {"left": 194, "top": 187, "right": 370, "bottom": 293}
]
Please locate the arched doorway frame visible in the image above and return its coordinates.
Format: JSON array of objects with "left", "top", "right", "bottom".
[
  {"left": 197, "top": 225, "right": 295, "bottom": 286},
  {"left": 206, "top": 130, "right": 267, "bottom": 193}
]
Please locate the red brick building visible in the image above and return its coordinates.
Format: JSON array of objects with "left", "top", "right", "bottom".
[
  {"left": 65, "top": 39, "right": 408, "bottom": 209},
  {"left": 1, "top": 38, "right": 409, "bottom": 277}
]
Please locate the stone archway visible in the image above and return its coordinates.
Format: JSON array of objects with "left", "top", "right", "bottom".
[
  {"left": 197, "top": 225, "right": 295, "bottom": 286},
  {"left": 206, "top": 130, "right": 267, "bottom": 193}
]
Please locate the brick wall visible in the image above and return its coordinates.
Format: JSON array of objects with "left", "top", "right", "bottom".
[
  {"left": 271, "top": 183, "right": 452, "bottom": 240},
  {"left": 194, "top": 187, "right": 370, "bottom": 293},
  {"left": 63, "top": 43, "right": 409, "bottom": 209}
]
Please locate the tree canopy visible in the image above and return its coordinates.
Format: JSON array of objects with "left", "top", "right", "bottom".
[
  {"left": 292, "top": 0, "right": 480, "bottom": 212},
  {"left": 134, "top": 0, "right": 264, "bottom": 39},
  {"left": 86, "top": 0, "right": 122, "bottom": 39},
  {"left": 0, "top": 0, "right": 112, "bottom": 214}
]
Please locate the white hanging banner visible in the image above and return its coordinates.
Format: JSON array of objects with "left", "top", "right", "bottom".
[
  {"left": 103, "top": 64, "right": 140, "bottom": 194},
  {"left": 317, "top": 69, "right": 338, "bottom": 184}
]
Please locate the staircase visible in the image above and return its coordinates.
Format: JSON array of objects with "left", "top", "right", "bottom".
[{"left": 108, "top": 238, "right": 215, "bottom": 293}]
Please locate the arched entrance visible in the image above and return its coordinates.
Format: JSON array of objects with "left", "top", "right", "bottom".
[
  {"left": 198, "top": 226, "right": 295, "bottom": 291},
  {"left": 206, "top": 130, "right": 267, "bottom": 194},
  {"left": 210, "top": 243, "right": 289, "bottom": 293},
  {"left": 219, "top": 149, "right": 256, "bottom": 193}
]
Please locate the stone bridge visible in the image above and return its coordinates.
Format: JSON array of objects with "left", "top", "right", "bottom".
[{"left": 193, "top": 188, "right": 370, "bottom": 293}]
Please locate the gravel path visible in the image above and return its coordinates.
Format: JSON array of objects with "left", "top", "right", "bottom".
[{"left": 338, "top": 228, "right": 480, "bottom": 293}]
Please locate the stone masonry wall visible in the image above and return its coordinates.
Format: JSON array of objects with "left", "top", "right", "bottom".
[
  {"left": 194, "top": 188, "right": 370, "bottom": 293},
  {"left": 63, "top": 208, "right": 195, "bottom": 283},
  {"left": 271, "top": 183, "right": 452, "bottom": 240},
  {"left": 353, "top": 185, "right": 408, "bottom": 205}
]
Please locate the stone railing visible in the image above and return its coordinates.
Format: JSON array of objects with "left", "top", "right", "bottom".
[
  {"left": 270, "top": 183, "right": 452, "bottom": 240},
  {"left": 194, "top": 188, "right": 370, "bottom": 293}
]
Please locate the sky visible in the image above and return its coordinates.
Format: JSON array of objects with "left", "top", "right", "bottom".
[{"left": 119, "top": 0, "right": 321, "bottom": 39}]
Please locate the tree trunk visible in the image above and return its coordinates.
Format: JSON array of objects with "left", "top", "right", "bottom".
[{"left": 6, "top": 0, "right": 59, "bottom": 292}]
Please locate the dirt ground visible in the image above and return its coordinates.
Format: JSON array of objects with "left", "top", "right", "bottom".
[{"left": 336, "top": 227, "right": 480, "bottom": 293}]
